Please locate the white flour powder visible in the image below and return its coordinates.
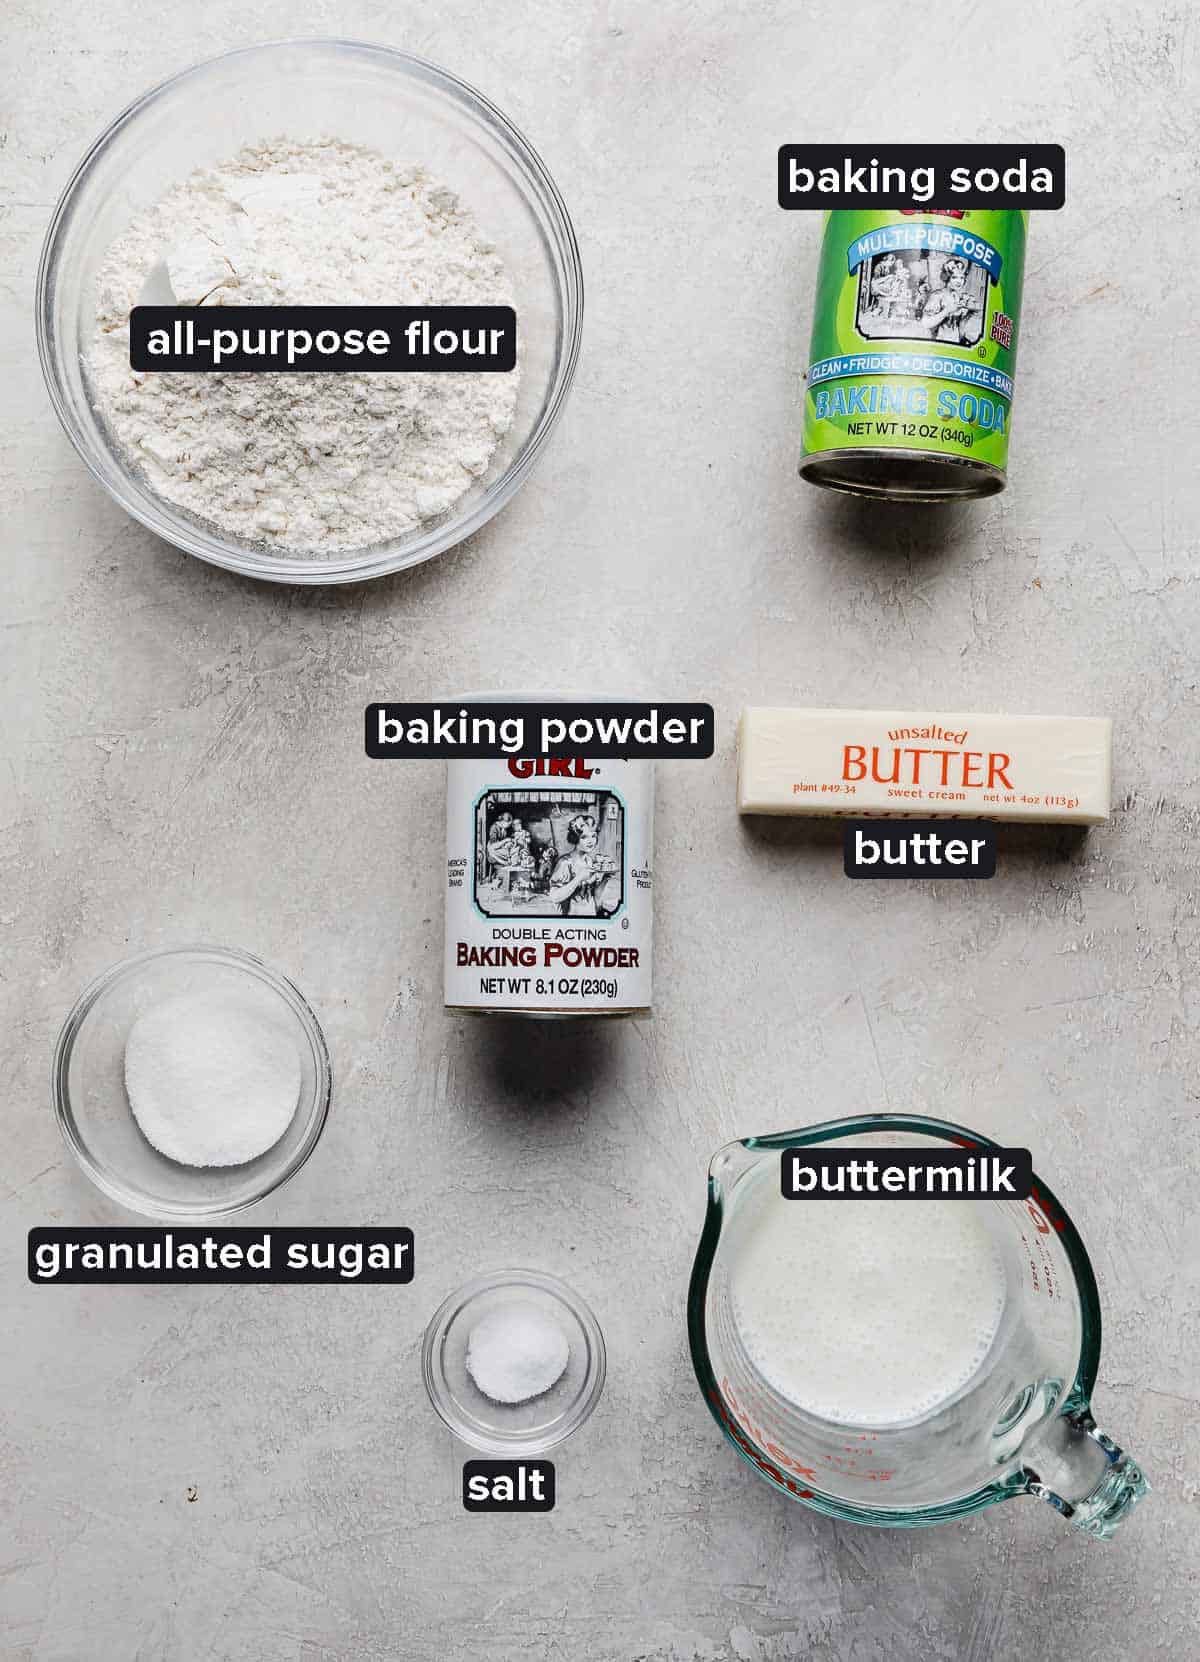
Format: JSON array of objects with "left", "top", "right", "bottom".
[
  {"left": 91, "top": 138, "right": 519, "bottom": 554},
  {"left": 124, "top": 991, "right": 302, "bottom": 1167}
]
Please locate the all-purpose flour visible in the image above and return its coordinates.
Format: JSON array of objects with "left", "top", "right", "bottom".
[{"left": 90, "top": 138, "right": 519, "bottom": 553}]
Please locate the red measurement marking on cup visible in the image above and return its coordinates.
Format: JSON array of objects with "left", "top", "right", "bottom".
[
  {"left": 832, "top": 1431, "right": 895, "bottom": 1480},
  {"left": 717, "top": 1381, "right": 818, "bottom": 1482},
  {"left": 715, "top": 1382, "right": 895, "bottom": 1485},
  {"left": 1030, "top": 1185, "right": 1067, "bottom": 1232},
  {"left": 711, "top": 1390, "right": 815, "bottom": 1497}
]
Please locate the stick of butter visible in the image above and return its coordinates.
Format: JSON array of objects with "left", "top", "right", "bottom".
[{"left": 737, "top": 707, "right": 1111, "bottom": 825}]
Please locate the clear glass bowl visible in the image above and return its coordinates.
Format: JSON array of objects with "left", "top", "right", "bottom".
[
  {"left": 36, "top": 38, "right": 583, "bottom": 585},
  {"left": 52, "top": 945, "right": 332, "bottom": 1220},
  {"left": 422, "top": 1269, "right": 606, "bottom": 1456}
]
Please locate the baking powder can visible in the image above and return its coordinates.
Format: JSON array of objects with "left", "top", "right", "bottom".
[
  {"left": 800, "top": 209, "right": 1028, "bottom": 500},
  {"left": 444, "top": 701, "right": 654, "bottom": 1018}
]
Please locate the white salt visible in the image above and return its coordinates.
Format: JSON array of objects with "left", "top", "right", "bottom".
[{"left": 465, "top": 1302, "right": 570, "bottom": 1404}]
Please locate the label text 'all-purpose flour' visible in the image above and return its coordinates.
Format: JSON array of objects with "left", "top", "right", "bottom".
[{"left": 90, "top": 138, "right": 519, "bottom": 554}]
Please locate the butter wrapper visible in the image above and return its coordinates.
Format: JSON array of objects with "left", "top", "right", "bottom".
[{"left": 737, "top": 707, "right": 1111, "bottom": 825}]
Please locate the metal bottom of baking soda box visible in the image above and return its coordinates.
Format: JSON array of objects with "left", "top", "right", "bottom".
[{"left": 800, "top": 209, "right": 1027, "bottom": 502}]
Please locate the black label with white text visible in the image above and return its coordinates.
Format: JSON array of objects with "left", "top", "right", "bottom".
[
  {"left": 463, "top": 1460, "right": 555, "bottom": 1512},
  {"left": 130, "top": 306, "right": 516, "bottom": 373},
  {"left": 781, "top": 1147, "right": 1032, "bottom": 1200},
  {"left": 28, "top": 1227, "right": 414, "bottom": 1284},
  {"left": 778, "top": 144, "right": 1065, "bottom": 209},
  {"left": 368, "top": 701, "right": 714, "bottom": 760},
  {"left": 843, "top": 819, "right": 996, "bottom": 878}
]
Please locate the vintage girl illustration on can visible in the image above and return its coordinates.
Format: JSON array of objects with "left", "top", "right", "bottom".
[
  {"left": 548, "top": 813, "right": 621, "bottom": 917},
  {"left": 473, "top": 791, "right": 624, "bottom": 920},
  {"left": 915, "top": 254, "right": 985, "bottom": 344},
  {"left": 800, "top": 209, "right": 1027, "bottom": 500},
  {"left": 444, "top": 714, "right": 655, "bottom": 1016},
  {"left": 858, "top": 248, "right": 987, "bottom": 346}
]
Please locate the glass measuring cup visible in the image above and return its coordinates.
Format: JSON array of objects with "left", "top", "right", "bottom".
[{"left": 688, "top": 1114, "right": 1148, "bottom": 1538}]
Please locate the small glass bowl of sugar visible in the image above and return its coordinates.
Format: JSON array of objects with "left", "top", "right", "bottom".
[
  {"left": 422, "top": 1269, "right": 606, "bottom": 1457},
  {"left": 53, "top": 944, "right": 331, "bottom": 1221}
]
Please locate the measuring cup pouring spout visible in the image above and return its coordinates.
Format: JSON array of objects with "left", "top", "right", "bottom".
[{"left": 687, "top": 1114, "right": 1149, "bottom": 1538}]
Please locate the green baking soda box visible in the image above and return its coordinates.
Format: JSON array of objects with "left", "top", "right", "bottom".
[{"left": 799, "top": 209, "right": 1028, "bottom": 501}]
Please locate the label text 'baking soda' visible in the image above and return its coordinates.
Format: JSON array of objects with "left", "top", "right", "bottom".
[{"left": 778, "top": 145, "right": 1065, "bottom": 209}]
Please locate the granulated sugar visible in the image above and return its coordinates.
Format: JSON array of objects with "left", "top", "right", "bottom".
[
  {"left": 124, "top": 991, "right": 302, "bottom": 1167},
  {"left": 90, "top": 138, "right": 519, "bottom": 554}
]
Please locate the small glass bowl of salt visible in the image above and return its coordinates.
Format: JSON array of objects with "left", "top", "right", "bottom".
[
  {"left": 53, "top": 944, "right": 331, "bottom": 1220},
  {"left": 422, "top": 1269, "right": 606, "bottom": 1457}
]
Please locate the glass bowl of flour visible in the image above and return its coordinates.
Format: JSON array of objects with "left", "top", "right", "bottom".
[
  {"left": 52, "top": 945, "right": 332, "bottom": 1220},
  {"left": 37, "top": 40, "right": 583, "bottom": 584}
]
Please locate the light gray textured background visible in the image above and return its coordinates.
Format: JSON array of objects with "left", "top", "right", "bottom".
[{"left": 3, "top": 2, "right": 1198, "bottom": 1658}]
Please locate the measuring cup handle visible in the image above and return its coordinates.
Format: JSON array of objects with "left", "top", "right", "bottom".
[{"left": 1023, "top": 1409, "right": 1150, "bottom": 1540}]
